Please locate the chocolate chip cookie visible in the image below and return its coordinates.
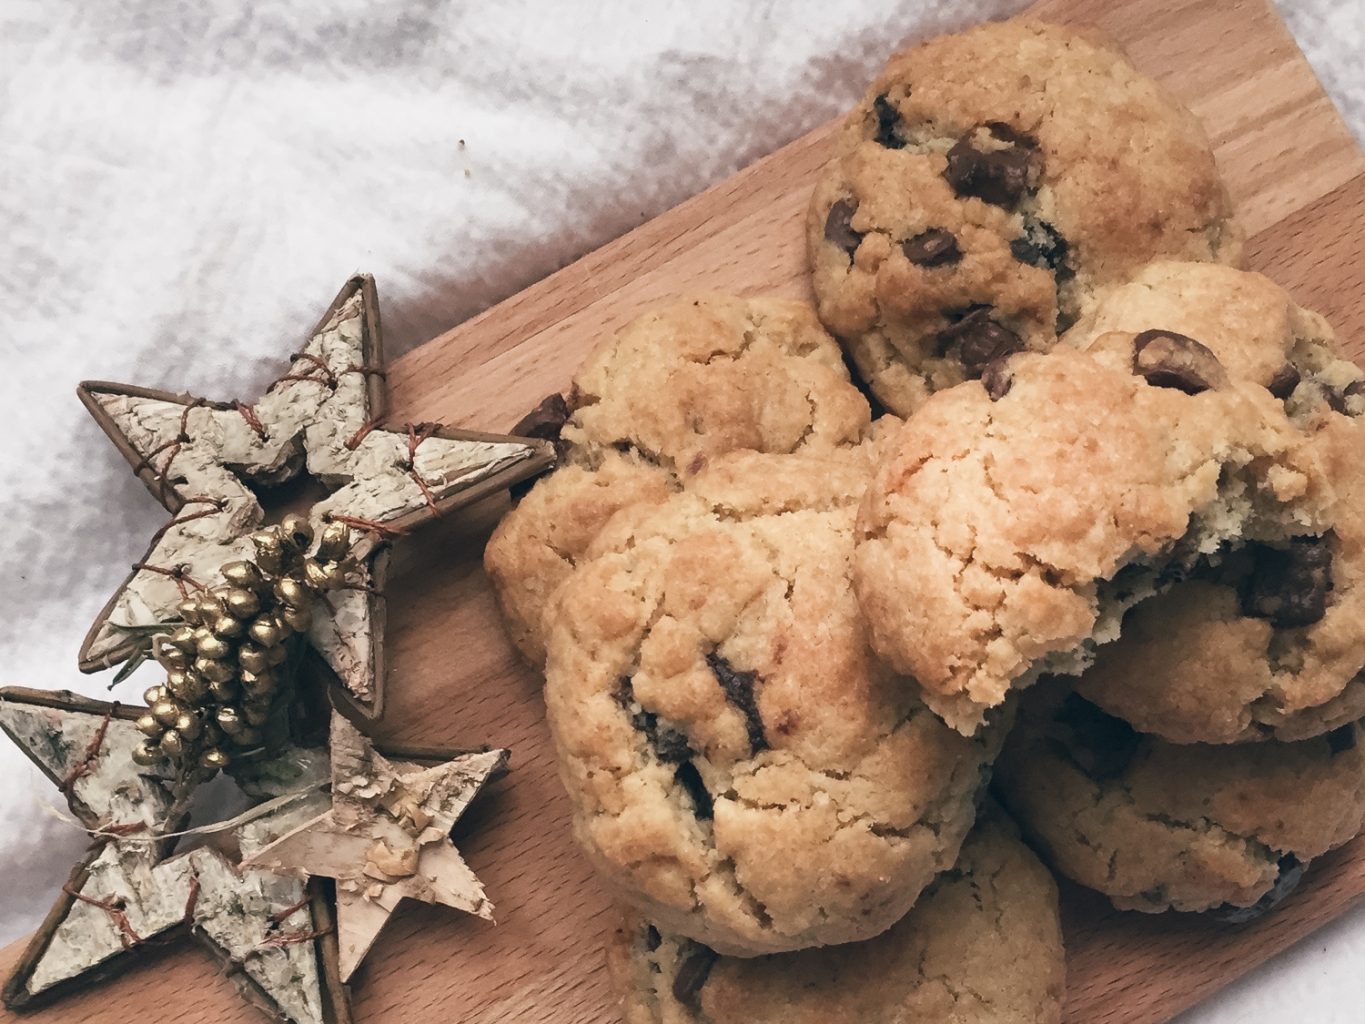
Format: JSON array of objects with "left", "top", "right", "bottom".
[
  {"left": 543, "top": 449, "right": 996, "bottom": 955},
  {"left": 853, "top": 345, "right": 1322, "bottom": 735},
  {"left": 995, "top": 681, "right": 1365, "bottom": 914},
  {"left": 808, "top": 19, "right": 1242, "bottom": 416},
  {"left": 485, "top": 294, "right": 871, "bottom": 666},
  {"left": 607, "top": 806, "right": 1064, "bottom": 1023}
]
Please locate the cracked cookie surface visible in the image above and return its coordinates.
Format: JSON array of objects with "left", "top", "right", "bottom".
[
  {"left": 994, "top": 681, "right": 1365, "bottom": 913},
  {"left": 485, "top": 294, "right": 871, "bottom": 666},
  {"left": 808, "top": 19, "right": 1241, "bottom": 416},
  {"left": 607, "top": 806, "right": 1064, "bottom": 1023},
  {"left": 543, "top": 449, "right": 996, "bottom": 955},
  {"left": 1065, "top": 263, "right": 1365, "bottom": 742},
  {"left": 852, "top": 345, "right": 1323, "bottom": 735}
]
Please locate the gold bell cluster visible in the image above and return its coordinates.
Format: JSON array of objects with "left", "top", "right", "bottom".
[{"left": 132, "top": 514, "right": 359, "bottom": 774}]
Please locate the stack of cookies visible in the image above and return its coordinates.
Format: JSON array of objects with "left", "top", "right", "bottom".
[{"left": 484, "top": 18, "right": 1365, "bottom": 1023}]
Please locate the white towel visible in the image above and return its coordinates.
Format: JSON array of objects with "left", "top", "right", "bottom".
[{"left": 1, "top": 2, "right": 1362, "bottom": 1020}]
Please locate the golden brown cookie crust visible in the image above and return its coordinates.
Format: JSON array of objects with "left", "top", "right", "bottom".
[
  {"left": 995, "top": 682, "right": 1365, "bottom": 914},
  {"left": 808, "top": 19, "right": 1242, "bottom": 416},
  {"left": 607, "top": 808, "right": 1064, "bottom": 1024},
  {"left": 544, "top": 450, "right": 995, "bottom": 955}
]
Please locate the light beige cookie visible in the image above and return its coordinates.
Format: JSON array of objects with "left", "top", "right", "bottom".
[
  {"left": 608, "top": 807, "right": 1064, "bottom": 1023},
  {"left": 1063, "top": 263, "right": 1365, "bottom": 742},
  {"left": 995, "top": 681, "right": 1365, "bottom": 915},
  {"left": 852, "top": 344, "right": 1327, "bottom": 734},
  {"left": 544, "top": 450, "right": 996, "bottom": 955},
  {"left": 808, "top": 19, "right": 1241, "bottom": 415},
  {"left": 485, "top": 295, "right": 871, "bottom": 666}
]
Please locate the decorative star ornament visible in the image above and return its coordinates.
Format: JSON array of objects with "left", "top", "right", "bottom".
[
  {"left": 0, "top": 687, "right": 351, "bottom": 1024},
  {"left": 78, "top": 275, "right": 555, "bottom": 718},
  {"left": 244, "top": 713, "right": 507, "bottom": 982}
]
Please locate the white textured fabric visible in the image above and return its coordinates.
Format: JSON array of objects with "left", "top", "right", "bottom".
[{"left": 0, "top": 1, "right": 1361, "bottom": 1019}]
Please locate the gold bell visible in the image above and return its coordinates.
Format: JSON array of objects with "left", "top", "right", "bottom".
[
  {"left": 239, "top": 644, "right": 269, "bottom": 674},
  {"left": 222, "top": 559, "right": 267, "bottom": 591},
  {"left": 132, "top": 741, "right": 163, "bottom": 767},
  {"left": 317, "top": 521, "right": 352, "bottom": 562},
  {"left": 176, "top": 596, "right": 202, "bottom": 624},
  {"left": 169, "top": 670, "right": 209, "bottom": 704},
  {"left": 280, "top": 513, "right": 314, "bottom": 551},
  {"left": 173, "top": 711, "right": 202, "bottom": 740},
  {"left": 280, "top": 603, "right": 312, "bottom": 632},
  {"left": 143, "top": 685, "right": 169, "bottom": 705},
  {"left": 155, "top": 641, "right": 190, "bottom": 671},
  {"left": 304, "top": 560, "right": 344, "bottom": 592},
  {"left": 274, "top": 576, "right": 312, "bottom": 609},
  {"left": 252, "top": 530, "right": 285, "bottom": 574},
  {"left": 158, "top": 729, "right": 186, "bottom": 759},
  {"left": 211, "top": 615, "right": 244, "bottom": 639},
  {"left": 208, "top": 676, "right": 241, "bottom": 702},
  {"left": 200, "top": 748, "right": 230, "bottom": 771},
  {"left": 194, "top": 657, "right": 235, "bottom": 684},
  {"left": 135, "top": 713, "right": 162, "bottom": 738},
  {"left": 247, "top": 617, "right": 285, "bottom": 648},
  {"left": 195, "top": 630, "right": 231, "bottom": 661},
  {"left": 215, "top": 706, "right": 245, "bottom": 735},
  {"left": 166, "top": 625, "right": 198, "bottom": 652},
  {"left": 224, "top": 587, "right": 261, "bottom": 619},
  {"left": 240, "top": 670, "right": 277, "bottom": 696},
  {"left": 151, "top": 699, "right": 182, "bottom": 727}
]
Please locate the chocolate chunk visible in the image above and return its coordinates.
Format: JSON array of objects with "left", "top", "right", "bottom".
[
  {"left": 1325, "top": 379, "right": 1365, "bottom": 414},
  {"left": 1267, "top": 364, "right": 1301, "bottom": 400},
  {"left": 937, "top": 306, "right": 1024, "bottom": 373},
  {"left": 671, "top": 945, "right": 720, "bottom": 1010},
  {"left": 618, "top": 676, "right": 693, "bottom": 764},
  {"left": 1213, "top": 855, "right": 1304, "bottom": 924},
  {"left": 1132, "top": 329, "right": 1230, "bottom": 395},
  {"left": 644, "top": 925, "right": 662, "bottom": 952},
  {"left": 511, "top": 392, "right": 570, "bottom": 442},
  {"left": 1328, "top": 725, "right": 1357, "bottom": 755},
  {"left": 1056, "top": 693, "right": 1141, "bottom": 780},
  {"left": 872, "top": 94, "right": 904, "bottom": 149},
  {"left": 980, "top": 358, "right": 1014, "bottom": 400},
  {"left": 902, "top": 228, "right": 962, "bottom": 267},
  {"left": 824, "top": 199, "right": 863, "bottom": 258},
  {"left": 674, "top": 761, "right": 713, "bottom": 820},
  {"left": 943, "top": 123, "right": 1038, "bottom": 207},
  {"left": 1242, "top": 538, "right": 1334, "bottom": 629},
  {"left": 1010, "top": 220, "right": 1069, "bottom": 272},
  {"left": 706, "top": 651, "right": 768, "bottom": 754}
]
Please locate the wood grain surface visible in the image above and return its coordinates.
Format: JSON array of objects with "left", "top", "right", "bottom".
[{"left": 4, "top": 1, "right": 1364, "bottom": 1023}]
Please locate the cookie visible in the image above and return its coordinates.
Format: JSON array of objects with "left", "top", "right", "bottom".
[
  {"left": 485, "top": 295, "right": 871, "bottom": 666},
  {"left": 852, "top": 345, "right": 1324, "bottom": 735},
  {"left": 808, "top": 19, "right": 1242, "bottom": 416},
  {"left": 1062, "top": 264, "right": 1365, "bottom": 742},
  {"left": 995, "top": 681, "right": 1365, "bottom": 914},
  {"left": 543, "top": 449, "right": 996, "bottom": 955},
  {"left": 607, "top": 807, "right": 1064, "bottom": 1024}
]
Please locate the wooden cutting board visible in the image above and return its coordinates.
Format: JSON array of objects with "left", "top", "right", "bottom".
[{"left": 5, "top": 1, "right": 1365, "bottom": 1022}]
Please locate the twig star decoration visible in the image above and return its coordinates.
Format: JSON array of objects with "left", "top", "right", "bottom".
[
  {"left": 245, "top": 714, "right": 508, "bottom": 982},
  {"left": 0, "top": 687, "right": 350, "bottom": 1024},
  {"left": 78, "top": 275, "right": 555, "bottom": 718}
]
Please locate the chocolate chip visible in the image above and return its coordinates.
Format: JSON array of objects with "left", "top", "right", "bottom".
[
  {"left": 671, "top": 945, "right": 719, "bottom": 1010},
  {"left": 980, "top": 358, "right": 1013, "bottom": 400},
  {"left": 644, "top": 925, "right": 662, "bottom": 952},
  {"left": 706, "top": 651, "right": 768, "bottom": 754},
  {"left": 511, "top": 392, "right": 570, "bottom": 442},
  {"left": 824, "top": 199, "right": 863, "bottom": 258},
  {"left": 1212, "top": 855, "right": 1304, "bottom": 924},
  {"left": 1056, "top": 693, "right": 1141, "bottom": 780},
  {"left": 674, "top": 761, "right": 713, "bottom": 820},
  {"left": 1132, "top": 329, "right": 1230, "bottom": 395},
  {"left": 937, "top": 306, "right": 1024, "bottom": 373},
  {"left": 1267, "top": 364, "right": 1301, "bottom": 400},
  {"left": 872, "top": 94, "right": 904, "bottom": 149},
  {"left": 1242, "top": 538, "right": 1334, "bottom": 629},
  {"left": 1010, "top": 220, "right": 1069, "bottom": 273},
  {"left": 618, "top": 676, "right": 693, "bottom": 764},
  {"left": 943, "top": 123, "right": 1039, "bottom": 207},
  {"left": 1325, "top": 379, "right": 1365, "bottom": 414},
  {"left": 902, "top": 228, "right": 962, "bottom": 267},
  {"left": 1328, "top": 725, "right": 1357, "bottom": 755}
]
